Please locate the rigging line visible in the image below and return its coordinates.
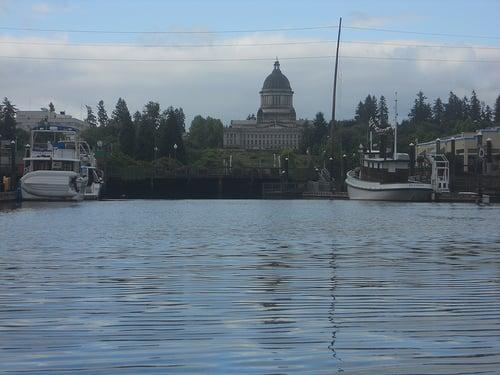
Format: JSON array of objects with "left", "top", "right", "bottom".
[
  {"left": 0, "top": 39, "right": 499, "bottom": 50},
  {"left": 0, "top": 54, "right": 499, "bottom": 63}
]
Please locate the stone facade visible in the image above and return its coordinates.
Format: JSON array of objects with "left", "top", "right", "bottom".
[{"left": 224, "top": 60, "right": 305, "bottom": 150}]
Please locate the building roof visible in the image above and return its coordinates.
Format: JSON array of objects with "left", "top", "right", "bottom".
[{"left": 262, "top": 60, "right": 291, "bottom": 91}]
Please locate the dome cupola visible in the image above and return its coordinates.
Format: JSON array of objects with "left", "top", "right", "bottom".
[{"left": 262, "top": 60, "right": 292, "bottom": 91}]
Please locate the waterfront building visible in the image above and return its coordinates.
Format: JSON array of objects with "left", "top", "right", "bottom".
[
  {"left": 16, "top": 108, "right": 87, "bottom": 132},
  {"left": 223, "top": 60, "right": 306, "bottom": 150},
  {"left": 416, "top": 126, "right": 500, "bottom": 173}
]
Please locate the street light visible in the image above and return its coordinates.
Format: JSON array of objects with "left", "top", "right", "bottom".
[
  {"left": 10, "top": 140, "right": 16, "bottom": 191},
  {"left": 173, "top": 143, "right": 178, "bottom": 160}
]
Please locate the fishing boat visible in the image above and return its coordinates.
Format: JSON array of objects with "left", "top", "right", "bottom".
[
  {"left": 346, "top": 151, "right": 433, "bottom": 201},
  {"left": 345, "top": 95, "right": 435, "bottom": 202},
  {"left": 21, "top": 125, "right": 102, "bottom": 201}
]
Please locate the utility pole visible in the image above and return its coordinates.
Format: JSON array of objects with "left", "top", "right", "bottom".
[{"left": 330, "top": 17, "right": 342, "bottom": 154}]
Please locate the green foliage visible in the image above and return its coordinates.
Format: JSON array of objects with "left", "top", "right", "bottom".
[
  {"left": 299, "top": 112, "right": 327, "bottom": 154},
  {"left": 159, "top": 106, "right": 185, "bottom": 161},
  {"left": 187, "top": 115, "right": 223, "bottom": 149},
  {"left": 85, "top": 105, "right": 97, "bottom": 128},
  {"left": 378, "top": 95, "right": 389, "bottom": 127},
  {"left": 355, "top": 95, "right": 378, "bottom": 125},
  {"left": 97, "top": 100, "right": 109, "bottom": 127},
  {"left": 409, "top": 91, "right": 432, "bottom": 123},
  {"left": 432, "top": 98, "right": 445, "bottom": 125},
  {"left": 135, "top": 101, "right": 158, "bottom": 160},
  {"left": 0, "top": 97, "right": 17, "bottom": 140},
  {"left": 110, "top": 98, "right": 134, "bottom": 158}
]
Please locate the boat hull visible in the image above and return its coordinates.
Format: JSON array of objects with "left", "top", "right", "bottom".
[
  {"left": 346, "top": 171, "right": 433, "bottom": 202},
  {"left": 84, "top": 182, "right": 103, "bottom": 200},
  {"left": 21, "top": 170, "right": 87, "bottom": 201}
]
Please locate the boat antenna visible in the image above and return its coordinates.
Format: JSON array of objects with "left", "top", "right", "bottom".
[
  {"left": 394, "top": 91, "right": 398, "bottom": 159},
  {"left": 330, "top": 17, "right": 342, "bottom": 154}
]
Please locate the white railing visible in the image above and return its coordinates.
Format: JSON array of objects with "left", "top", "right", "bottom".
[{"left": 427, "top": 154, "right": 450, "bottom": 193}]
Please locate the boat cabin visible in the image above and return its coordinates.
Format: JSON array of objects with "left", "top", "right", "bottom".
[
  {"left": 23, "top": 125, "right": 82, "bottom": 174},
  {"left": 359, "top": 150, "right": 411, "bottom": 184}
]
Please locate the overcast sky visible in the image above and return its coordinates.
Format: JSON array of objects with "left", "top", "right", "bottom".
[{"left": 0, "top": 0, "right": 499, "bottom": 127}]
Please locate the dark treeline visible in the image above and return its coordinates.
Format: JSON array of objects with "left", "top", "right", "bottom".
[
  {"left": 301, "top": 91, "right": 500, "bottom": 157},
  {"left": 82, "top": 99, "right": 225, "bottom": 167},
  {"left": 83, "top": 98, "right": 187, "bottom": 163},
  {"left": 2, "top": 90, "right": 499, "bottom": 167},
  {"left": 0, "top": 97, "right": 30, "bottom": 152}
]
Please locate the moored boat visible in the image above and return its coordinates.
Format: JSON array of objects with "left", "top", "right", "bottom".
[
  {"left": 20, "top": 125, "right": 100, "bottom": 201},
  {"left": 346, "top": 152, "right": 433, "bottom": 201}
]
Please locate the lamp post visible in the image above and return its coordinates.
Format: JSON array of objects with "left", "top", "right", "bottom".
[
  {"left": 10, "top": 140, "right": 16, "bottom": 191},
  {"left": 340, "top": 153, "right": 346, "bottom": 192},
  {"left": 173, "top": 143, "right": 178, "bottom": 160},
  {"left": 151, "top": 146, "right": 158, "bottom": 190},
  {"left": 284, "top": 156, "right": 289, "bottom": 180}
]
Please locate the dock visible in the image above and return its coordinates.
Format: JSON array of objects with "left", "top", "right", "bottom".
[{"left": 0, "top": 191, "right": 15, "bottom": 202}]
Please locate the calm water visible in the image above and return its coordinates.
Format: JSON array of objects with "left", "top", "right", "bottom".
[{"left": 1, "top": 200, "right": 499, "bottom": 374}]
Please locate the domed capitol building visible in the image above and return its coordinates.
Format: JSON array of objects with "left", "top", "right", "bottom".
[{"left": 223, "top": 60, "right": 306, "bottom": 150}]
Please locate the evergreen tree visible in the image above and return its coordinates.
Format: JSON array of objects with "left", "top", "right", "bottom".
[
  {"left": 495, "top": 95, "right": 500, "bottom": 124},
  {"left": 481, "top": 104, "right": 493, "bottom": 127},
  {"left": 432, "top": 97, "right": 445, "bottom": 125},
  {"left": 133, "top": 110, "right": 141, "bottom": 125},
  {"left": 469, "top": 90, "right": 481, "bottom": 123},
  {"left": 409, "top": 91, "right": 432, "bottom": 123},
  {"left": 135, "top": 101, "right": 159, "bottom": 160},
  {"left": 355, "top": 95, "right": 378, "bottom": 124},
  {"left": 378, "top": 95, "right": 389, "bottom": 127},
  {"left": 111, "top": 98, "right": 135, "bottom": 157},
  {"left": 0, "top": 97, "right": 17, "bottom": 140},
  {"left": 462, "top": 96, "right": 470, "bottom": 120},
  {"left": 84, "top": 105, "right": 97, "bottom": 128},
  {"left": 444, "top": 91, "right": 463, "bottom": 126},
  {"left": 159, "top": 106, "right": 185, "bottom": 160},
  {"left": 49, "top": 102, "right": 55, "bottom": 113},
  {"left": 97, "top": 100, "right": 109, "bottom": 127}
]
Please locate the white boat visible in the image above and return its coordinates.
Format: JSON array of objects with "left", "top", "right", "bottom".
[
  {"left": 21, "top": 125, "right": 102, "bottom": 201},
  {"left": 346, "top": 152, "right": 433, "bottom": 202}
]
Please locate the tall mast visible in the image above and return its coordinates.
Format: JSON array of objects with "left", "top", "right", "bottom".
[
  {"left": 394, "top": 91, "right": 398, "bottom": 159},
  {"left": 330, "top": 17, "right": 342, "bottom": 153}
]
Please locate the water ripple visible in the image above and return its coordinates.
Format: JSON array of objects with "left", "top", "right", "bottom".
[{"left": 1, "top": 200, "right": 499, "bottom": 374}]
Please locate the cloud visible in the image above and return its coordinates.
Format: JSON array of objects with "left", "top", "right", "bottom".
[
  {"left": 348, "top": 12, "right": 392, "bottom": 28},
  {"left": 0, "top": 0, "right": 9, "bottom": 15},
  {"left": 0, "top": 34, "right": 499, "bottom": 128},
  {"left": 31, "top": 1, "right": 73, "bottom": 14}
]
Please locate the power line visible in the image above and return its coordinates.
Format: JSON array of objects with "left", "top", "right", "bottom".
[
  {"left": 0, "top": 39, "right": 498, "bottom": 50},
  {"left": 0, "top": 54, "right": 499, "bottom": 63},
  {"left": 0, "top": 25, "right": 337, "bottom": 35},
  {"left": 344, "top": 26, "right": 500, "bottom": 40},
  {"left": 0, "top": 24, "right": 499, "bottom": 40}
]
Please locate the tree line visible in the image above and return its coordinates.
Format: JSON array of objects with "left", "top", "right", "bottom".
[
  {"left": 2, "top": 90, "right": 499, "bottom": 165},
  {"left": 300, "top": 91, "right": 500, "bottom": 158},
  {"left": 83, "top": 99, "right": 186, "bottom": 162}
]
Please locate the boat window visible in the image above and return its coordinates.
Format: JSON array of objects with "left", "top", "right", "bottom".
[{"left": 33, "top": 160, "right": 51, "bottom": 171}]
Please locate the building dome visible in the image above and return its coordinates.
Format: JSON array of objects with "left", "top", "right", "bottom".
[{"left": 262, "top": 60, "right": 291, "bottom": 91}]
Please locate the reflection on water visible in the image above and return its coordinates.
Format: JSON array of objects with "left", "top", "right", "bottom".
[{"left": 1, "top": 200, "right": 500, "bottom": 374}]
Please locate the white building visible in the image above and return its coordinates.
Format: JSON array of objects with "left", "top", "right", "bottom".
[
  {"left": 224, "top": 60, "right": 306, "bottom": 150},
  {"left": 16, "top": 108, "right": 87, "bottom": 132}
]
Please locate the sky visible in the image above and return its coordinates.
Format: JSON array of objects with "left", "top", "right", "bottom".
[{"left": 0, "top": 0, "right": 499, "bottom": 127}]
